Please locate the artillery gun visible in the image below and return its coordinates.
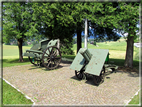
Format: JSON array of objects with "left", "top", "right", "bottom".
[
  {"left": 70, "top": 48, "right": 118, "bottom": 85},
  {"left": 23, "top": 39, "right": 61, "bottom": 70}
]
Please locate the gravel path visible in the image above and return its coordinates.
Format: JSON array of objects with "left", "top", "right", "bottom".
[{"left": 3, "top": 63, "right": 140, "bottom": 106}]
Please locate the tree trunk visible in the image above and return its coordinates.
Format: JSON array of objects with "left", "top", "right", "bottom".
[
  {"left": 57, "top": 39, "right": 60, "bottom": 55},
  {"left": 18, "top": 39, "right": 23, "bottom": 62},
  {"left": 124, "top": 35, "right": 134, "bottom": 68},
  {"left": 77, "top": 22, "right": 82, "bottom": 53}
]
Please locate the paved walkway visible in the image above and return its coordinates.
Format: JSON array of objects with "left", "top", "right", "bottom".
[{"left": 3, "top": 62, "right": 140, "bottom": 106}]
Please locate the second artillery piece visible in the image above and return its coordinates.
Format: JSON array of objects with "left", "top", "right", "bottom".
[
  {"left": 23, "top": 39, "right": 61, "bottom": 70},
  {"left": 70, "top": 48, "right": 118, "bottom": 85}
]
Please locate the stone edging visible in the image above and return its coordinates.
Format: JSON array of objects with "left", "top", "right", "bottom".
[
  {"left": 2, "top": 78, "right": 35, "bottom": 106},
  {"left": 125, "top": 89, "right": 141, "bottom": 106}
]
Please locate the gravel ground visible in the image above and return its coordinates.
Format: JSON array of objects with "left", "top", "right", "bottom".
[{"left": 3, "top": 62, "right": 140, "bottom": 106}]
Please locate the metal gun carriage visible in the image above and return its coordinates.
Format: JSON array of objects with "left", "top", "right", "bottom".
[
  {"left": 70, "top": 48, "right": 118, "bottom": 85},
  {"left": 23, "top": 39, "right": 61, "bottom": 70}
]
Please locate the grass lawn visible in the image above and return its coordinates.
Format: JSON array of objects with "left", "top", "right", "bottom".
[
  {"left": 3, "top": 40, "right": 139, "bottom": 60},
  {"left": 3, "top": 58, "right": 31, "bottom": 67},
  {"left": 2, "top": 40, "right": 140, "bottom": 105},
  {"left": 3, "top": 45, "right": 31, "bottom": 59},
  {"left": 72, "top": 41, "right": 139, "bottom": 60},
  {"left": 3, "top": 80, "right": 33, "bottom": 105},
  {"left": 128, "top": 90, "right": 141, "bottom": 105}
]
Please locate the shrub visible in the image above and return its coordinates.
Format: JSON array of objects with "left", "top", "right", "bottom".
[
  {"left": 22, "top": 42, "right": 28, "bottom": 46},
  {"left": 5, "top": 42, "right": 10, "bottom": 45},
  {"left": 32, "top": 41, "right": 38, "bottom": 46},
  {"left": 60, "top": 38, "right": 74, "bottom": 55},
  {"left": 93, "top": 41, "right": 96, "bottom": 46}
]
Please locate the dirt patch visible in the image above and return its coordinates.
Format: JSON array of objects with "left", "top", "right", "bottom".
[{"left": 118, "top": 66, "right": 139, "bottom": 73}]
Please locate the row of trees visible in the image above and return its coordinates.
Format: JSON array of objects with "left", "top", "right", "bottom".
[{"left": 3, "top": 2, "right": 139, "bottom": 68}]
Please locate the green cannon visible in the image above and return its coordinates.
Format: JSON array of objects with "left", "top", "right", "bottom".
[
  {"left": 70, "top": 48, "right": 118, "bottom": 85},
  {"left": 23, "top": 39, "right": 61, "bottom": 70}
]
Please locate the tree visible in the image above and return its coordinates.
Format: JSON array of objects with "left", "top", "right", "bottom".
[
  {"left": 74, "top": 2, "right": 121, "bottom": 52},
  {"left": 86, "top": 2, "right": 139, "bottom": 68},
  {"left": 76, "top": 22, "right": 83, "bottom": 53},
  {"left": 3, "top": 3, "right": 36, "bottom": 62},
  {"left": 32, "top": 2, "right": 121, "bottom": 54},
  {"left": 90, "top": 23, "right": 121, "bottom": 41},
  {"left": 70, "top": 2, "right": 84, "bottom": 53},
  {"left": 32, "top": 3, "right": 76, "bottom": 54},
  {"left": 66, "top": 2, "right": 104, "bottom": 52},
  {"left": 114, "top": 2, "right": 139, "bottom": 67}
]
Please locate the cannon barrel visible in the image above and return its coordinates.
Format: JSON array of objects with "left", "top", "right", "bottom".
[{"left": 79, "top": 48, "right": 92, "bottom": 63}]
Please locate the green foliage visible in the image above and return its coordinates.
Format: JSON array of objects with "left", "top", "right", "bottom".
[
  {"left": 60, "top": 38, "right": 74, "bottom": 55},
  {"left": 32, "top": 3, "right": 77, "bottom": 48},
  {"left": 114, "top": 2, "right": 139, "bottom": 37},
  {"left": 3, "top": 3, "right": 36, "bottom": 61},
  {"left": 91, "top": 24, "right": 121, "bottom": 41},
  {"left": 4, "top": 42, "right": 10, "bottom": 45},
  {"left": 22, "top": 42, "right": 28, "bottom": 46},
  {"left": 73, "top": 39, "right": 76, "bottom": 44},
  {"left": 93, "top": 41, "right": 96, "bottom": 46},
  {"left": 3, "top": 3, "right": 35, "bottom": 41},
  {"left": 2, "top": 2, "right": 139, "bottom": 65}
]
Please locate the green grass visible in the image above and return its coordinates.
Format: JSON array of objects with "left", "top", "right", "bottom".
[
  {"left": 3, "top": 40, "right": 139, "bottom": 60},
  {"left": 3, "top": 80, "right": 33, "bottom": 105},
  {"left": 3, "top": 58, "right": 31, "bottom": 67},
  {"left": 62, "top": 55, "right": 76, "bottom": 59},
  {"left": 3, "top": 44, "right": 31, "bottom": 59},
  {"left": 72, "top": 41, "right": 139, "bottom": 61},
  {"left": 72, "top": 41, "right": 127, "bottom": 51},
  {"left": 128, "top": 90, "right": 141, "bottom": 105}
]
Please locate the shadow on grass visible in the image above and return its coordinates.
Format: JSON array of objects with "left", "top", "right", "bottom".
[
  {"left": 3, "top": 58, "right": 31, "bottom": 67},
  {"left": 61, "top": 56, "right": 139, "bottom": 70},
  {"left": 109, "top": 58, "right": 139, "bottom": 69},
  {"left": 3, "top": 58, "right": 30, "bottom": 63}
]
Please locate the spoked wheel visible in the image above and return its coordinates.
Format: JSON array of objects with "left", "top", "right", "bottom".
[
  {"left": 93, "top": 66, "right": 105, "bottom": 85},
  {"left": 75, "top": 70, "right": 85, "bottom": 80},
  {"left": 28, "top": 56, "right": 41, "bottom": 66},
  {"left": 42, "top": 46, "right": 61, "bottom": 70}
]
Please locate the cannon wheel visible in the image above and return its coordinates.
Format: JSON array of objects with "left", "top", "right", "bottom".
[
  {"left": 42, "top": 46, "right": 61, "bottom": 70},
  {"left": 75, "top": 70, "right": 85, "bottom": 80},
  {"left": 93, "top": 66, "right": 105, "bottom": 85},
  {"left": 28, "top": 57, "right": 41, "bottom": 66}
]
